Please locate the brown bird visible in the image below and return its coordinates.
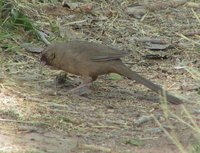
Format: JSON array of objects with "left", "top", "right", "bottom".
[{"left": 41, "top": 41, "right": 183, "bottom": 104}]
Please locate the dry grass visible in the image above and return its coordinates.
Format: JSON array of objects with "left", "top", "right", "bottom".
[{"left": 0, "top": 0, "right": 200, "bottom": 152}]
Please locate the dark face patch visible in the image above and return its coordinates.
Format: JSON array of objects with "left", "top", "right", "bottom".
[
  {"left": 40, "top": 52, "right": 55, "bottom": 66},
  {"left": 40, "top": 53, "right": 48, "bottom": 65}
]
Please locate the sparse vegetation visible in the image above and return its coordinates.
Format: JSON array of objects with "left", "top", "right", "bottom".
[{"left": 0, "top": 0, "right": 200, "bottom": 153}]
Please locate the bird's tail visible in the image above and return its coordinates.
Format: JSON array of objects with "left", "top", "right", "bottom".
[{"left": 114, "top": 63, "right": 182, "bottom": 104}]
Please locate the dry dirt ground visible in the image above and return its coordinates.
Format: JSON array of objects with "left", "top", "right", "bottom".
[{"left": 1, "top": 0, "right": 200, "bottom": 153}]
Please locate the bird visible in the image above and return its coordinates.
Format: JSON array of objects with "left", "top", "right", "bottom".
[{"left": 41, "top": 40, "right": 183, "bottom": 104}]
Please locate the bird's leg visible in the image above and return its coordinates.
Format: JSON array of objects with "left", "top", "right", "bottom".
[{"left": 68, "top": 76, "right": 94, "bottom": 95}]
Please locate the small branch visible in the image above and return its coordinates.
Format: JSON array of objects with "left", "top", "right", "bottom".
[
  {"left": 63, "top": 19, "right": 87, "bottom": 26},
  {"left": 79, "top": 144, "right": 112, "bottom": 152},
  {"left": 0, "top": 118, "right": 49, "bottom": 126}
]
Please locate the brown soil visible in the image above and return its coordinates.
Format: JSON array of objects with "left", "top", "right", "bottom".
[{"left": 0, "top": 0, "right": 200, "bottom": 153}]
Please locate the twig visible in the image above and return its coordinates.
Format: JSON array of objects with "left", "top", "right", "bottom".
[
  {"left": 91, "top": 125, "right": 119, "bottom": 129},
  {"left": 0, "top": 118, "right": 49, "bottom": 126},
  {"left": 63, "top": 19, "right": 87, "bottom": 26},
  {"left": 191, "top": 8, "right": 200, "bottom": 24},
  {"left": 176, "top": 33, "right": 200, "bottom": 45},
  {"left": 79, "top": 144, "right": 112, "bottom": 152},
  {"left": 186, "top": 2, "right": 200, "bottom": 8},
  {"left": 183, "top": 31, "right": 200, "bottom": 36}
]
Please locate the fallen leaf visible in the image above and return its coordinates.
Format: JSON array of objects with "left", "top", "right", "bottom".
[
  {"left": 144, "top": 42, "right": 170, "bottom": 50},
  {"left": 21, "top": 43, "right": 43, "bottom": 53}
]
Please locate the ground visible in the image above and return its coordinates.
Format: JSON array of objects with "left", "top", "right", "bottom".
[{"left": 0, "top": 0, "right": 200, "bottom": 153}]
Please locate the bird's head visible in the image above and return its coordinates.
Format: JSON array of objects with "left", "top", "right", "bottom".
[{"left": 40, "top": 47, "right": 56, "bottom": 66}]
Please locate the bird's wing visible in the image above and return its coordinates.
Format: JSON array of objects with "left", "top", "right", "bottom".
[
  {"left": 79, "top": 41, "right": 128, "bottom": 62},
  {"left": 90, "top": 53, "right": 127, "bottom": 62},
  {"left": 64, "top": 41, "right": 129, "bottom": 62}
]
